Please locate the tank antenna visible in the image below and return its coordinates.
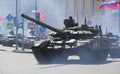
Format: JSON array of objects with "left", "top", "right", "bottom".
[
  {"left": 106, "top": 27, "right": 108, "bottom": 34},
  {"left": 84, "top": 17, "right": 87, "bottom": 25},
  {"left": 76, "top": 0, "right": 79, "bottom": 24}
]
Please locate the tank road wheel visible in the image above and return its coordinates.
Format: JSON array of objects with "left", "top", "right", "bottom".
[
  {"left": 78, "top": 48, "right": 93, "bottom": 62},
  {"left": 109, "top": 48, "right": 120, "bottom": 58},
  {"left": 2, "top": 42, "right": 13, "bottom": 47},
  {"left": 79, "top": 38, "right": 109, "bottom": 63},
  {"left": 92, "top": 49, "right": 109, "bottom": 62},
  {"left": 2, "top": 42, "right": 7, "bottom": 46},
  {"left": 77, "top": 47, "right": 91, "bottom": 62},
  {"left": 79, "top": 49, "right": 109, "bottom": 62},
  {"left": 90, "top": 38, "right": 109, "bottom": 62}
]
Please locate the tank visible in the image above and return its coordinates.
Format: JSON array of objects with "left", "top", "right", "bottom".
[
  {"left": 106, "top": 33, "right": 119, "bottom": 47},
  {"left": 0, "top": 34, "right": 23, "bottom": 47},
  {"left": 105, "top": 32, "right": 120, "bottom": 58},
  {"left": 21, "top": 14, "right": 110, "bottom": 64}
]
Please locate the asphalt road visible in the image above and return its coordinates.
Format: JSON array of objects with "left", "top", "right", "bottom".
[{"left": 0, "top": 45, "right": 120, "bottom": 74}]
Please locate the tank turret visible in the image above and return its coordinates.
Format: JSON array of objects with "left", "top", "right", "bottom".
[
  {"left": 21, "top": 14, "right": 110, "bottom": 64},
  {"left": 63, "top": 16, "right": 78, "bottom": 28},
  {"left": 22, "top": 14, "right": 100, "bottom": 40}
]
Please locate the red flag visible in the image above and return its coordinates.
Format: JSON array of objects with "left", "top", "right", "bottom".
[
  {"left": 99, "top": 1, "right": 120, "bottom": 10},
  {"left": 0, "top": 16, "right": 3, "bottom": 22},
  {"left": 40, "top": 12, "right": 46, "bottom": 20},
  {"left": 32, "top": 12, "right": 46, "bottom": 20}
]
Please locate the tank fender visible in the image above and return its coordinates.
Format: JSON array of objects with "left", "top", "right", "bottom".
[{"left": 33, "top": 39, "right": 50, "bottom": 47}]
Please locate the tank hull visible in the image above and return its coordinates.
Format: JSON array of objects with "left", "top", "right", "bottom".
[{"left": 32, "top": 38, "right": 109, "bottom": 64}]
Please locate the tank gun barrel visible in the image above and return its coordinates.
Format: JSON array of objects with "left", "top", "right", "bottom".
[{"left": 21, "top": 14, "right": 63, "bottom": 34}]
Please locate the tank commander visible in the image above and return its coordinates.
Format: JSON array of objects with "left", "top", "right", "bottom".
[
  {"left": 64, "top": 16, "right": 78, "bottom": 28},
  {"left": 81, "top": 24, "right": 89, "bottom": 30}
]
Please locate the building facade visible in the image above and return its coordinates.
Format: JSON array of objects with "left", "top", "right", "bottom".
[{"left": 0, "top": 0, "right": 119, "bottom": 35}]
